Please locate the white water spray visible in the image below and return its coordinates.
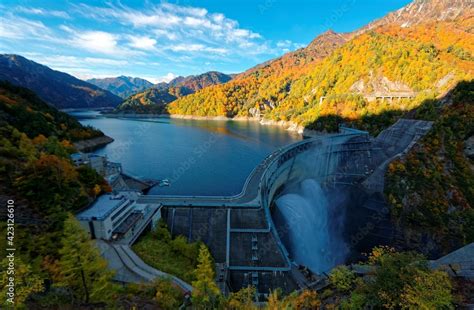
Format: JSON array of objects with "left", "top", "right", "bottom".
[{"left": 275, "top": 179, "right": 348, "bottom": 273}]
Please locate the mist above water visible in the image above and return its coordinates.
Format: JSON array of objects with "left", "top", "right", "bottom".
[{"left": 275, "top": 179, "right": 348, "bottom": 273}]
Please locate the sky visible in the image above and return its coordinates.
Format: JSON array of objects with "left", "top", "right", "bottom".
[{"left": 0, "top": 0, "right": 412, "bottom": 83}]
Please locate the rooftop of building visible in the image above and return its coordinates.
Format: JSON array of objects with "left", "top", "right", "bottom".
[{"left": 76, "top": 194, "right": 130, "bottom": 221}]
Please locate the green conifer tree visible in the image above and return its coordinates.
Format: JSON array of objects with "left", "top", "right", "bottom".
[{"left": 56, "top": 214, "right": 115, "bottom": 305}]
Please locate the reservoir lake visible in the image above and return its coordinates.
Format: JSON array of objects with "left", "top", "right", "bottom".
[{"left": 72, "top": 111, "right": 301, "bottom": 196}]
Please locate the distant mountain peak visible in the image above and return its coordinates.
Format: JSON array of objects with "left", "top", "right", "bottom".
[
  {"left": 0, "top": 54, "right": 121, "bottom": 109},
  {"left": 321, "top": 29, "right": 337, "bottom": 35},
  {"left": 116, "top": 71, "right": 233, "bottom": 111},
  {"left": 87, "top": 76, "right": 153, "bottom": 98},
  {"left": 168, "top": 71, "right": 232, "bottom": 90},
  {"left": 308, "top": 29, "right": 350, "bottom": 46},
  {"left": 359, "top": 0, "right": 473, "bottom": 31}
]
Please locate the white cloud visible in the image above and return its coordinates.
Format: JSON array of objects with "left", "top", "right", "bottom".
[
  {"left": 231, "top": 29, "right": 261, "bottom": 40},
  {"left": 276, "top": 40, "right": 306, "bottom": 53},
  {"left": 83, "top": 57, "right": 128, "bottom": 66},
  {"left": 60, "top": 28, "right": 138, "bottom": 57},
  {"left": 161, "top": 3, "right": 207, "bottom": 18},
  {"left": 277, "top": 40, "right": 292, "bottom": 48},
  {"left": 16, "top": 6, "right": 70, "bottom": 19},
  {"left": 167, "top": 44, "right": 227, "bottom": 54},
  {"left": 0, "top": 15, "right": 51, "bottom": 40},
  {"left": 153, "top": 29, "right": 179, "bottom": 41},
  {"left": 74, "top": 31, "right": 118, "bottom": 53},
  {"left": 73, "top": 2, "right": 266, "bottom": 57},
  {"left": 128, "top": 36, "right": 157, "bottom": 51},
  {"left": 142, "top": 72, "right": 176, "bottom": 84}
]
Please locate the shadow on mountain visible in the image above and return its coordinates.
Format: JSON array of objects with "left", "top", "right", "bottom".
[{"left": 304, "top": 98, "right": 444, "bottom": 137}]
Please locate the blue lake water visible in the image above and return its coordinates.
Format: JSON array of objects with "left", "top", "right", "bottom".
[{"left": 72, "top": 111, "right": 301, "bottom": 196}]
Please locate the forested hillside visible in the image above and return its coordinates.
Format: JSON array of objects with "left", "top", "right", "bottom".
[
  {"left": 0, "top": 82, "right": 114, "bottom": 307},
  {"left": 115, "top": 71, "right": 232, "bottom": 113},
  {"left": 0, "top": 82, "right": 104, "bottom": 141},
  {"left": 386, "top": 80, "right": 474, "bottom": 257},
  {"left": 0, "top": 55, "right": 122, "bottom": 109}
]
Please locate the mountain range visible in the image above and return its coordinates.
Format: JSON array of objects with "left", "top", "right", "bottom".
[
  {"left": 87, "top": 76, "right": 154, "bottom": 99},
  {"left": 0, "top": 54, "right": 122, "bottom": 109},
  {"left": 116, "top": 71, "right": 233, "bottom": 112}
]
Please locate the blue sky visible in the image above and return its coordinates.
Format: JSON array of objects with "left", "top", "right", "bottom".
[{"left": 0, "top": 0, "right": 411, "bottom": 83}]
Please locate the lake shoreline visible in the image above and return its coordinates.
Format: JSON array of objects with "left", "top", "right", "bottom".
[
  {"left": 101, "top": 113, "right": 327, "bottom": 137},
  {"left": 73, "top": 135, "right": 114, "bottom": 152}
]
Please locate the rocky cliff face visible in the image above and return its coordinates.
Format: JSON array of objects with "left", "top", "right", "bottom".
[
  {"left": 359, "top": 0, "right": 473, "bottom": 32},
  {"left": 350, "top": 75, "right": 414, "bottom": 96}
]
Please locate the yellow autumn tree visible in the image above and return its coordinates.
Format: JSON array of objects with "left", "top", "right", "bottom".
[
  {"left": 191, "top": 244, "right": 220, "bottom": 309},
  {"left": 0, "top": 257, "right": 43, "bottom": 308}
]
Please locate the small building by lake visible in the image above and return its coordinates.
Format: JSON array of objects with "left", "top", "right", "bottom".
[
  {"left": 71, "top": 152, "right": 122, "bottom": 177},
  {"left": 76, "top": 191, "right": 161, "bottom": 244}
]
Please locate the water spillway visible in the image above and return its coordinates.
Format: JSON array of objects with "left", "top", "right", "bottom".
[
  {"left": 269, "top": 137, "right": 353, "bottom": 274},
  {"left": 274, "top": 179, "right": 348, "bottom": 273}
]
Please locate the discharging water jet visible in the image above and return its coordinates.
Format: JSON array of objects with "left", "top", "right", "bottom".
[{"left": 274, "top": 179, "right": 348, "bottom": 273}]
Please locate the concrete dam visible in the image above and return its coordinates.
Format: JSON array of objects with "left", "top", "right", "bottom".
[{"left": 137, "top": 119, "right": 433, "bottom": 296}]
